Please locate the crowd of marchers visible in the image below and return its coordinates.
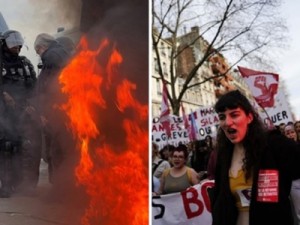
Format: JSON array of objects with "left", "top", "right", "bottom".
[
  {"left": 152, "top": 90, "right": 300, "bottom": 225},
  {"left": 0, "top": 29, "right": 75, "bottom": 198}
]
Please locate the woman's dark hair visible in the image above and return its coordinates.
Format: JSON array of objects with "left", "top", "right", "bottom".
[
  {"left": 215, "top": 90, "right": 254, "bottom": 115},
  {"left": 159, "top": 144, "right": 175, "bottom": 160},
  {"left": 214, "top": 90, "right": 267, "bottom": 180},
  {"left": 205, "top": 135, "right": 213, "bottom": 149},
  {"left": 294, "top": 121, "right": 300, "bottom": 128},
  {"left": 194, "top": 140, "right": 208, "bottom": 150},
  {"left": 171, "top": 144, "right": 189, "bottom": 159}
]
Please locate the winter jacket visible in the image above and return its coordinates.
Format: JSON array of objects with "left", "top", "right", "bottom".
[{"left": 212, "top": 130, "right": 300, "bottom": 225}]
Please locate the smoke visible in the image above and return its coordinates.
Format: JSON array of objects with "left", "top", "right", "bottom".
[
  {"left": 80, "top": 0, "right": 148, "bottom": 100},
  {"left": 77, "top": 0, "right": 149, "bottom": 152},
  {"left": 0, "top": 0, "right": 81, "bottom": 68},
  {"left": 27, "top": 0, "right": 82, "bottom": 30}
]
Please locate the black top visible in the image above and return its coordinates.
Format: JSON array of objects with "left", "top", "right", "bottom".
[
  {"left": 37, "top": 41, "right": 71, "bottom": 95},
  {"left": 0, "top": 50, "right": 37, "bottom": 141},
  {"left": 212, "top": 130, "right": 300, "bottom": 225},
  {"left": 2, "top": 51, "right": 36, "bottom": 103}
]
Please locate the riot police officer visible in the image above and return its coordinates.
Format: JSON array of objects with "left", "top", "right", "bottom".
[{"left": 0, "top": 30, "right": 40, "bottom": 197}]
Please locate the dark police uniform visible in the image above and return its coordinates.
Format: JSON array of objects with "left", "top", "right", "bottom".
[{"left": 0, "top": 34, "right": 39, "bottom": 197}]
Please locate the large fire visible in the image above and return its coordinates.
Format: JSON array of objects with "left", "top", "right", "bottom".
[{"left": 59, "top": 36, "right": 148, "bottom": 225}]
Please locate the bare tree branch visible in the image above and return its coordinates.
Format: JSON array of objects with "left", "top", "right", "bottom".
[{"left": 152, "top": 0, "right": 287, "bottom": 115}]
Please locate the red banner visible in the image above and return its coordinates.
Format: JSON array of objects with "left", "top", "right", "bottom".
[{"left": 238, "top": 66, "right": 279, "bottom": 108}]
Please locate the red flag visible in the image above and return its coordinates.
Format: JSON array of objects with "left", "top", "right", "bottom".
[
  {"left": 181, "top": 102, "right": 189, "bottom": 129},
  {"left": 238, "top": 66, "right": 279, "bottom": 108},
  {"left": 159, "top": 81, "right": 171, "bottom": 137}
]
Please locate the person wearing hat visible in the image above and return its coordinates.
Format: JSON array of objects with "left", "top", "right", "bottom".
[
  {"left": 0, "top": 30, "right": 39, "bottom": 197},
  {"left": 33, "top": 33, "right": 73, "bottom": 187}
]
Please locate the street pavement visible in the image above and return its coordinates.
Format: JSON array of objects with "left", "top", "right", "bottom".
[{"left": 0, "top": 160, "right": 84, "bottom": 225}]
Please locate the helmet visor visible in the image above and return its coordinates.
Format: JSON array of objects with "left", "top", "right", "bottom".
[{"left": 5, "top": 31, "right": 24, "bottom": 48}]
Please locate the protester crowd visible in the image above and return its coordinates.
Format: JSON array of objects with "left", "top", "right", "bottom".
[
  {"left": 152, "top": 90, "right": 300, "bottom": 225},
  {"left": 0, "top": 29, "right": 75, "bottom": 198},
  {"left": 152, "top": 134, "right": 216, "bottom": 196}
]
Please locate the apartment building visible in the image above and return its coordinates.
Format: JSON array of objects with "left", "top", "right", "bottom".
[{"left": 152, "top": 26, "right": 249, "bottom": 118}]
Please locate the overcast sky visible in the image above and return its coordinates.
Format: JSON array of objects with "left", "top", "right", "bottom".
[
  {"left": 278, "top": 1, "right": 300, "bottom": 120},
  {"left": 1, "top": 0, "right": 300, "bottom": 120},
  {"left": 0, "top": 0, "right": 81, "bottom": 66}
]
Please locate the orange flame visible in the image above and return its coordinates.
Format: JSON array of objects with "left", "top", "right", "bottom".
[{"left": 59, "top": 36, "right": 148, "bottom": 225}]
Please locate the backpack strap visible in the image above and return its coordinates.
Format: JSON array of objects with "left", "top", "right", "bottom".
[
  {"left": 152, "top": 159, "right": 164, "bottom": 175},
  {"left": 162, "top": 168, "right": 171, "bottom": 178},
  {"left": 186, "top": 167, "right": 193, "bottom": 185}
]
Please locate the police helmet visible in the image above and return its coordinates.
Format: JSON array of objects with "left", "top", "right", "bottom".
[{"left": 2, "top": 30, "right": 24, "bottom": 48}]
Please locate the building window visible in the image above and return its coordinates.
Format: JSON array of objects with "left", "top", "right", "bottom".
[
  {"left": 167, "top": 46, "right": 171, "bottom": 59},
  {"left": 154, "top": 58, "right": 159, "bottom": 72},
  {"left": 163, "top": 62, "right": 168, "bottom": 77},
  {"left": 160, "top": 42, "right": 166, "bottom": 56},
  {"left": 157, "top": 79, "right": 162, "bottom": 95}
]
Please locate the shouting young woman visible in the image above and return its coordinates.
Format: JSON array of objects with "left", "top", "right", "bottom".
[{"left": 211, "top": 90, "right": 300, "bottom": 225}]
